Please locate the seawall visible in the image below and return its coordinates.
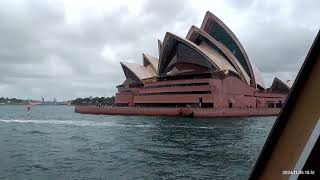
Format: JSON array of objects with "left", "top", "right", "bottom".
[{"left": 74, "top": 106, "right": 280, "bottom": 118}]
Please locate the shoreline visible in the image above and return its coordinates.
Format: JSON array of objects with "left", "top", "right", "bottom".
[{"left": 75, "top": 106, "right": 280, "bottom": 118}]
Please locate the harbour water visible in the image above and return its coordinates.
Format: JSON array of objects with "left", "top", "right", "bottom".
[{"left": 0, "top": 105, "right": 275, "bottom": 179}]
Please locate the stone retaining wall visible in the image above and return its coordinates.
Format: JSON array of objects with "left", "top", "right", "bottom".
[{"left": 75, "top": 106, "right": 280, "bottom": 118}]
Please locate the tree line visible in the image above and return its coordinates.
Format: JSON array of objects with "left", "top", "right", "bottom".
[
  {"left": 71, "top": 96, "right": 115, "bottom": 106},
  {"left": 0, "top": 97, "right": 27, "bottom": 104}
]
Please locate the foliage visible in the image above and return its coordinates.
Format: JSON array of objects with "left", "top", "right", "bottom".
[
  {"left": 71, "top": 96, "right": 115, "bottom": 106},
  {"left": 0, "top": 97, "right": 27, "bottom": 104}
]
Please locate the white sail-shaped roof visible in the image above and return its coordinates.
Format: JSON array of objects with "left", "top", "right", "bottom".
[
  {"left": 143, "top": 53, "right": 159, "bottom": 73},
  {"left": 120, "top": 62, "right": 156, "bottom": 82},
  {"left": 186, "top": 25, "right": 251, "bottom": 85},
  {"left": 159, "top": 32, "right": 238, "bottom": 76},
  {"left": 200, "top": 11, "right": 256, "bottom": 87},
  {"left": 251, "top": 63, "right": 266, "bottom": 89}
]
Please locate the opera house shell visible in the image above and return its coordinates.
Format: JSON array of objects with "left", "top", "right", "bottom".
[{"left": 113, "top": 11, "right": 288, "bottom": 111}]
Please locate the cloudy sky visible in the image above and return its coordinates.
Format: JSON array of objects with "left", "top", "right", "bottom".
[{"left": 0, "top": 0, "right": 319, "bottom": 101}]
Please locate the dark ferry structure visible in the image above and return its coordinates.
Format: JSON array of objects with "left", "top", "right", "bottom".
[{"left": 249, "top": 31, "right": 320, "bottom": 180}]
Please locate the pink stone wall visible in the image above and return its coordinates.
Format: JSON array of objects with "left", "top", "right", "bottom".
[
  {"left": 143, "top": 78, "right": 211, "bottom": 87},
  {"left": 134, "top": 94, "right": 213, "bottom": 104},
  {"left": 115, "top": 92, "right": 133, "bottom": 104},
  {"left": 75, "top": 106, "right": 281, "bottom": 117},
  {"left": 193, "top": 108, "right": 280, "bottom": 117},
  {"left": 115, "top": 77, "right": 287, "bottom": 109},
  {"left": 139, "top": 85, "right": 211, "bottom": 94},
  {"left": 215, "top": 94, "right": 256, "bottom": 108},
  {"left": 75, "top": 106, "right": 181, "bottom": 116},
  {"left": 221, "top": 76, "right": 255, "bottom": 95}
]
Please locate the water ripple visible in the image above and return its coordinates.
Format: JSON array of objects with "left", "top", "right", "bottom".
[
  {"left": 0, "top": 106, "right": 276, "bottom": 180},
  {"left": 27, "top": 130, "right": 51, "bottom": 135},
  {"left": 0, "top": 119, "right": 217, "bottom": 130}
]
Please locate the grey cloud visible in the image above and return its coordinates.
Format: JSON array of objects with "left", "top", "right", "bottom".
[
  {"left": 0, "top": 0, "right": 196, "bottom": 100},
  {"left": 244, "top": 22, "right": 315, "bottom": 73},
  {"left": 0, "top": 0, "right": 318, "bottom": 100},
  {"left": 225, "top": 0, "right": 255, "bottom": 9},
  {"left": 226, "top": 0, "right": 319, "bottom": 85}
]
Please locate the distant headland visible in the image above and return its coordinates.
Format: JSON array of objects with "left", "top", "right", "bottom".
[
  {"left": 0, "top": 96, "right": 115, "bottom": 106},
  {"left": 0, "top": 97, "right": 70, "bottom": 105}
]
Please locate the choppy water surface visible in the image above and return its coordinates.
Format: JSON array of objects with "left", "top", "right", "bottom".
[{"left": 0, "top": 105, "right": 275, "bottom": 179}]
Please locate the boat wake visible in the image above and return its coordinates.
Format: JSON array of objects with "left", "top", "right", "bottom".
[
  {"left": 0, "top": 119, "right": 139, "bottom": 127},
  {"left": 0, "top": 119, "right": 216, "bottom": 129}
]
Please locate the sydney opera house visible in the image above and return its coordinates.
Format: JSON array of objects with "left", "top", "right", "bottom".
[{"left": 76, "top": 11, "right": 290, "bottom": 117}]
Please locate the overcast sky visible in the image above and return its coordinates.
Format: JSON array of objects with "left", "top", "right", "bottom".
[{"left": 0, "top": 0, "right": 319, "bottom": 101}]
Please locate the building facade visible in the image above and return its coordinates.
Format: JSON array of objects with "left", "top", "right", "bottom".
[{"left": 115, "top": 11, "right": 289, "bottom": 110}]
